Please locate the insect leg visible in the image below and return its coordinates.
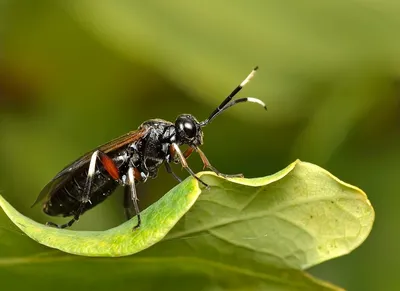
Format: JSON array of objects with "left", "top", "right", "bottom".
[
  {"left": 78, "top": 150, "right": 100, "bottom": 204},
  {"left": 45, "top": 150, "right": 100, "bottom": 229},
  {"left": 196, "top": 147, "right": 243, "bottom": 178},
  {"left": 46, "top": 217, "right": 78, "bottom": 229},
  {"left": 171, "top": 143, "right": 209, "bottom": 188},
  {"left": 70, "top": 150, "right": 101, "bottom": 223},
  {"left": 164, "top": 162, "right": 182, "bottom": 183},
  {"left": 166, "top": 146, "right": 194, "bottom": 182},
  {"left": 127, "top": 166, "right": 141, "bottom": 229},
  {"left": 45, "top": 201, "right": 89, "bottom": 229},
  {"left": 183, "top": 147, "right": 195, "bottom": 159},
  {"left": 46, "top": 150, "right": 120, "bottom": 229},
  {"left": 169, "top": 144, "right": 194, "bottom": 164},
  {"left": 123, "top": 186, "right": 135, "bottom": 220},
  {"left": 81, "top": 150, "right": 121, "bottom": 203}
]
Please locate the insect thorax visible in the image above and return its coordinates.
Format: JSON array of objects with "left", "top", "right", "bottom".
[{"left": 132, "top": 120, "right": 176, "bottom": 179}]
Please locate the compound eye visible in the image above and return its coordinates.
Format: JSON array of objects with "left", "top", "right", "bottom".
[
  {"left": 183, "top": 121, "right": 196, "bottom": 138},
  {"left": 176, "top": 115, "right": 198, "bottom": 140}
]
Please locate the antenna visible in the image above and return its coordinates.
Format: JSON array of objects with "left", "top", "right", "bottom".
[{"left": 200, "top": 66, "right": 266, "bottom": 126}]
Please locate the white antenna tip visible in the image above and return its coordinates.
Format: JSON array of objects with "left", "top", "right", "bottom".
[
  {"left": 240, "top": 66, "right": 259, "bottom": 87},
  {"left": 247, "top": 97, "right": 267, "bottom": 110}
]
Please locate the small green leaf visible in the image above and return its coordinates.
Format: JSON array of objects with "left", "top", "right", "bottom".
[
  {"left": 0, "top": 160, "right": 374, "bottom": 290},
  {"left": 0, "top": 175, "right": 201, "bottom": 257}
]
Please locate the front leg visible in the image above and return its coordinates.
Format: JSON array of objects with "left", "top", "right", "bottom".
[
  {"left": 171, "top": 143, "right": 209, "bottom": 188},
  {"left": 164, "top": 162, "right": 182, "bottom": 183},
  {"left": 165, "top": 146, "right": 195, "bottom": 183},
  {"left": 196, "top": 147, "right": 243, "bottom": 178},
  {"left": 169, "top": 145, "right": 194, "bottom": 164}
]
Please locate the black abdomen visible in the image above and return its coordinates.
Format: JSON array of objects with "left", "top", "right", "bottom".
[{"left": 44, "top": 151, "right": 130, "bottom": 217}]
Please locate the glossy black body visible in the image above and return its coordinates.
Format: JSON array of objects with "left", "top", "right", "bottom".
[
  {"left": 39, "top": 117, "right": 202, "bottom": 217},
  {"left": 34, "top": 66, "right": 264, "bottom": 229}
]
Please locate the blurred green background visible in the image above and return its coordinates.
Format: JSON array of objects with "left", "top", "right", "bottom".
[{"left": 1, "top": 1, "right": 399, "bottom": 290}]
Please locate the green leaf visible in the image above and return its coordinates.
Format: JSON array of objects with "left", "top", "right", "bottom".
[
  {"left": 0, "top": 175, "right": 200, "bottom": 257},
  {"left": 0, "top": 160, "right": 374, "bottom": 290}
]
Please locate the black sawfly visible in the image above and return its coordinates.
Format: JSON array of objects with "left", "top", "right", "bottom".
[{"left": 32, "top": 67, "right": 266, "bottom": 229}]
